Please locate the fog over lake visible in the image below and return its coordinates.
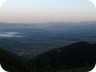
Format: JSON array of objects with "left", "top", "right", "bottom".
[{"left": 0, "top": 32, "right": 22, "bottom": 37}]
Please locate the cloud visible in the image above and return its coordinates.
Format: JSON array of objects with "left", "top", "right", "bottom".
[
  {"left": 89, "top": 0, "right": 96, "bottom": 7},
  {"left": 0, "top": 0, "right": 7, "bottom": 7}
]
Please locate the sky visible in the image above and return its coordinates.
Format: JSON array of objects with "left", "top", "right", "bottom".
[{"left": 0, "top": 0, "right": 96, "bottom": 23}]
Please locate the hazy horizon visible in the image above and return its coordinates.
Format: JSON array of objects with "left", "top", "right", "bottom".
[
  {"left": 0, "top": 0, "right": 96, "bottom": 23},
  {"left": 0, "top": 20, "right": 96, "bottom": 24}
]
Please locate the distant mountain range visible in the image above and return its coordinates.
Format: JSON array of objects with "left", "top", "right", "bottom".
[
  {"left": 0, "top": 22, "right": 96, "bottom": 42},
  {"left": 0, "top": 41, "right": 96, "bottom": 72},
  {"left": 0, "top": 22, "right": 96, "bottom": 32}
]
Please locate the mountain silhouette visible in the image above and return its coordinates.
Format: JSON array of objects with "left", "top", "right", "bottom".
[
  {"left": 0, "top": 41, "right": 96, "bottom": 72},
  {"left": 0, "top": 47, "right": 32, "bottom": 72},
  {"left": 28, "top": 41, "right": 96, "bottom": 71}
]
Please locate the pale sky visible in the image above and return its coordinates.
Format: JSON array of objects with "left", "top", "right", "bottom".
[{"left": 0, "top": 0, "right": 96, "bottom": 23}]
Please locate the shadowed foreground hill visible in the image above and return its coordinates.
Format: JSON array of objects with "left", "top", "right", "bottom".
[
  {"left": 0, "top": 47, "right": 32, "bottom": 72},
  {"left": 0, "top": 41, "right": 96, "bottom": 72},
  {"left": 29, "top": 42, "right": 96, "bottom": 72}
]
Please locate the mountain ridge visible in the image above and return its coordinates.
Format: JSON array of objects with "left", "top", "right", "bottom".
[
  {"left": 0, "top": 41, "right": 96, "bottom": 72},
  {"left": 28, "top": 41, "right": 96, "bottom": 71}
]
